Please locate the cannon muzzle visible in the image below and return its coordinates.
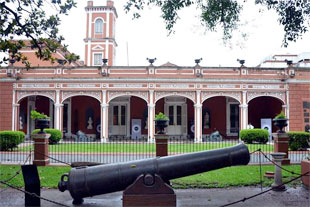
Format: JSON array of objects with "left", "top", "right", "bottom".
[{"left": 59, "top": 143, "right": 250, "bottom": 202}]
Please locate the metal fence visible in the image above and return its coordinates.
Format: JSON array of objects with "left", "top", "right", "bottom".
[{"left": 0, "top": 137, "right": 309, "bottom": 165}]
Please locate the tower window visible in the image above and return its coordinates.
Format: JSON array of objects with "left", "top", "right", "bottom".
[
  {"left": 94, "top": 53, "right": 102, "bottom": 66},
  {"left": 95, "top": 19, "right": 103, "bottom": 34}
]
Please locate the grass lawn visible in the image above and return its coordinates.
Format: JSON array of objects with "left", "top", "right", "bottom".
[
  {"left": 18, "top": 142, "right": 274, "bottom": 153},
  {"left": 0, "top": 164, "right": 300, "bottom": 189}
]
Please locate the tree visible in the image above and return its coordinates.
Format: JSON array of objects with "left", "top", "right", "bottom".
[
  {"left": 0, "top": 0, "right": 78, "bottom": 68},
  {"left": 124, "top": 0, "right": 310, "bottom": 47}
]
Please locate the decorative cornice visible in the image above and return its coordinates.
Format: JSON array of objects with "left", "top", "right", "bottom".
[
  {"left": 154, "top": 91, "right": 195, "bottom": 103},
  {"left": 108, "top": 91, "right": 148, "bottom": 103},
  {"left": 62, "top": 91, "right": 101, "bottom": 103},
  {"left": 201, "top": 91, "right": 241, "bottom": 103},
  {"left": 16, "top": 91, "right": 55, "bottom": 103},
  {"left": 247, "top": 91, "right": 286, "bottom": 104}
]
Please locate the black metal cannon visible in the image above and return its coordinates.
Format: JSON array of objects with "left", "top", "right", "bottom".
[{"left": 58, "top": 143, "right": 250, "bottom": 205}]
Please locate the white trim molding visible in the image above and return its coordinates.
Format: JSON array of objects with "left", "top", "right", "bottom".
[
  {"left": 108, "top": 91, "right": 148, "bottom": 103},
  {"left": 154, "top": 91, "right": 195, "bottom": 103},
  {"left": 16, "top": 91, "right": 56, "bottom": 103},
  {"left": 201, "top": 91, "right": 241, "bottom": 103},
  {"left": 62, "top": 91, "right": 101, "bottom": 103},
  {"left": 247, "top": 91, "right": 286, "bottom": 104}
]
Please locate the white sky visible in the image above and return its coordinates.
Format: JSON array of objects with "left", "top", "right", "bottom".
[{"left": 11, "top": 0, "right": 310, "bottom": 67}]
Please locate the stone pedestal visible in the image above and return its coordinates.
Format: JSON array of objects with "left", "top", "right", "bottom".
[
  {"left": 32, "top": 133, "right": 50, "bottom": 166},
  {"left": 123, "top": 174, "right": 176, "bottom": 207},
  {"left": 273, "top": 132, "right": 290, "bottom": 165},
  {"left": 301, "top": 159, "right": 310, "bottom": 189},
  {"left": 271, "top": 152, "right": 286, "bottom": 191},
  {"left": 155, "top": 135, "right": 168, "bottom": 157}
]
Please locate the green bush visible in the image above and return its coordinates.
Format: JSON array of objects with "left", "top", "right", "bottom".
[
  {"left": 288, "top": 131, "right": 310, "bottom": 151},
  {"left": 32, "top": 129, "right": 62, "bottom": 144},
  {"left": 0, "top": 131, "right": 25, "bottom": 151},
  {"left": 240, "top": 129, "right": 269, "bottom": 144}
]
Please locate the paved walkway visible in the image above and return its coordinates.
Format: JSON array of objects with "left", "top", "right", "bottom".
[{"left": 0, "top": 187, "right": 309, "bottom": 207}]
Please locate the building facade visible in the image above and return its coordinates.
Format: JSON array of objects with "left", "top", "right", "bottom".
[
  {"left": 0, "top": 1, "right": 309, "bottom": 142},
  {"left": 84, "top": 0, "right": 117, "bottom": 66}
]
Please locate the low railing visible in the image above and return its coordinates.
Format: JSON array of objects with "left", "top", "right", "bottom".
[{"left": 0, "top": 137, "right": 308, "bottom": 165}]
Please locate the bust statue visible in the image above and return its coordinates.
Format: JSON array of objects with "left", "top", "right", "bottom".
[{"left": 87, "top": 117, "right": 93, "bottom": 129}]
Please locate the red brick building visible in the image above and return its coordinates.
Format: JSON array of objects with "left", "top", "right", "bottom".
[{"left": 0, "top": 1, "right": 309, "bottom": 142}]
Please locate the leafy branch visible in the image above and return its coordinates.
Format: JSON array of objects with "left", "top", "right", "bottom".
[
  {"left": 124, "top": 0, "right": 310, "bottom": 47},
  {"left": 0, "top": 0, "right": 78, "bottom": 68}
]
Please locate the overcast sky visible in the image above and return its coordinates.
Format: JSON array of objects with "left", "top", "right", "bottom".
[{"left": 21, "top": 0, "right": 310, "bottom": 67}]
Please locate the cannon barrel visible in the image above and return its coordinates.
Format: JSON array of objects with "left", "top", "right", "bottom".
[{"left": 59, "top": 143, "right": 250, "bottom": 201}]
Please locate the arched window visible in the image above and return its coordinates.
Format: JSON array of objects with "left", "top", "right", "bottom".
[{"left": 95, "top": 19, "right": 103, "bottom": 34}]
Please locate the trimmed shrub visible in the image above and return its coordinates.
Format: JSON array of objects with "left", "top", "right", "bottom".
[
  {"left": 32, "top": 128, "right": 62, "bottom": 144},
  {"left": 288, "top": 131, "right": 310, "bottom": 151},
  {"left": 0, "top": 131, "right": 25, "bottom": 151},
  {"left": 240, "top": 129, "right": 269, "bottom": 144}
]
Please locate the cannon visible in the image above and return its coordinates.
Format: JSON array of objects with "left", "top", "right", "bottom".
[{"left": 58, "top": 143, "right": 250, "bottom": 205}]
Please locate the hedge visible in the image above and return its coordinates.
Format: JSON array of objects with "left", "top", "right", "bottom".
[
  {"left": 0, "top": 131, "right": 25, "bottom": 151},
  {"left": 32, "top": 129, "right": 62, "bottom": 144},
  {"left": 288, "top": 131, "right": 310, "bottom": 151},
  {"left": 240, "top": 129, "right": 269, "bottom": 144}
]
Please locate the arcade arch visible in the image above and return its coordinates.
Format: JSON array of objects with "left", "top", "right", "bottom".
[
  {"left": 18, "top": 95, "right": 54, "bottom": 137},
  {"left": 202, "top": 96, "right": 240, "bottom": 139},
  {"left": 248, "top": 96, "right": 283, "bottom": 133},
  {"left": 62, "top": 95, "right": 101, "bottom": 139},
  {"left": 108, "top": 95, "right": 148, "bottom": 139},
  {"left": 155, "top": 95, "right": 194, "bottom": 139}
]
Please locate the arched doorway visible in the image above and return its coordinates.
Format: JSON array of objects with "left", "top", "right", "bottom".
[
  {"left": 155, "top": 96, "right": 194, "bottom": 139},
  {"left": 108, "top": 96, "right": 148, "bottom": 139},
  {"left": 18, "top": 95, "right": 54, "bottom": 137},
  {"left": 248, "top": 96, "right": 283, "bottom": 133},
  {"left": 202, "top": 96, "right": 240, "bottom": 139},
  {"left": 62, "top": 96, "right": 100, "bottom": 140}
]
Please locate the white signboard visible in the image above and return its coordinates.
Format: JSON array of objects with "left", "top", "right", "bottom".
[
  {"left": 132, "top": 119, "right": 142, "bottom": 139},
  {"left": 261, "top": 118, "right": 272, "bottom": 141}
]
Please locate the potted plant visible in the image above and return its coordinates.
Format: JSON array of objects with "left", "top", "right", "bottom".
[
  {"left": 155, "top": 112, "right": 169, "bottom": 134},
  {"left": 30, "top": 110, "right": 50, "bottom": 134},
  {"left": 273, "top": 111, "right": 288, "bottom": 133}
]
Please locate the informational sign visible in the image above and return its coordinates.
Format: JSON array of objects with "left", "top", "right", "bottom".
[
  {"left": 132, "top": 119, "right": 142, "bottom": 139},
  {"left": 261, "top": 118, "right": 272, "bottom": 141}
]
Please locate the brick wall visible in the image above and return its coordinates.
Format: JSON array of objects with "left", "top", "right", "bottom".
[
  {"left": 289, "top": 83, "right": 310, "bottom": 131},
  {"left": 0, "top": 82, "right": 13, "bottom": 131}
]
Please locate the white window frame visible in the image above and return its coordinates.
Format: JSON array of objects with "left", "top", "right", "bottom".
[
  {"left": 94, "top": 18, "right": 104, "bottom": 34},
  {"left": 93, "top": 52, "right": 103, "bottom": 66},
  {"left": 164, "top": 97, "right": 187, "bottom": 136},
  {"left": 226, "top": 97, "right": 240, "bottom": 136},
  {"left": 108, "top": 97, "right": 131, "bottom": 137}
]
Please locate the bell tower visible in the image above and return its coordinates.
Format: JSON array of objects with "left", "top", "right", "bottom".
[{"left": 84, "top": 1, "right": 117, "bottom": 66}]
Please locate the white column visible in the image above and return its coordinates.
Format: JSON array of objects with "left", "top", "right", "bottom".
[
  {"left": 148, "top": 90, "right": 155, "bottom": 142},
  {"left": 239, "top": 91, "right": 248, "bottom": 130},
  {"left": 54, "top": 104, "right": 63, "bottom": 130},
  {"left": 100, "top": 90, "right": 109, "bottom": 142},
  {"left": 194, "top": 104, "right": 202, "bottom": 143},
  {"left": 194, "top": 90, "right": 202, "bottom": 143},
  {"left": 12, "top": 104, "right": 20, "bottom": 131},
  {"left": 54, "top": 90, "right": 62, "bottom": 130},
  {"left": 100, "top": 103, "right": 109, "bottom": 142},
  {"left": 11, "top": 90, "right": 16, "bottom": 131}
]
